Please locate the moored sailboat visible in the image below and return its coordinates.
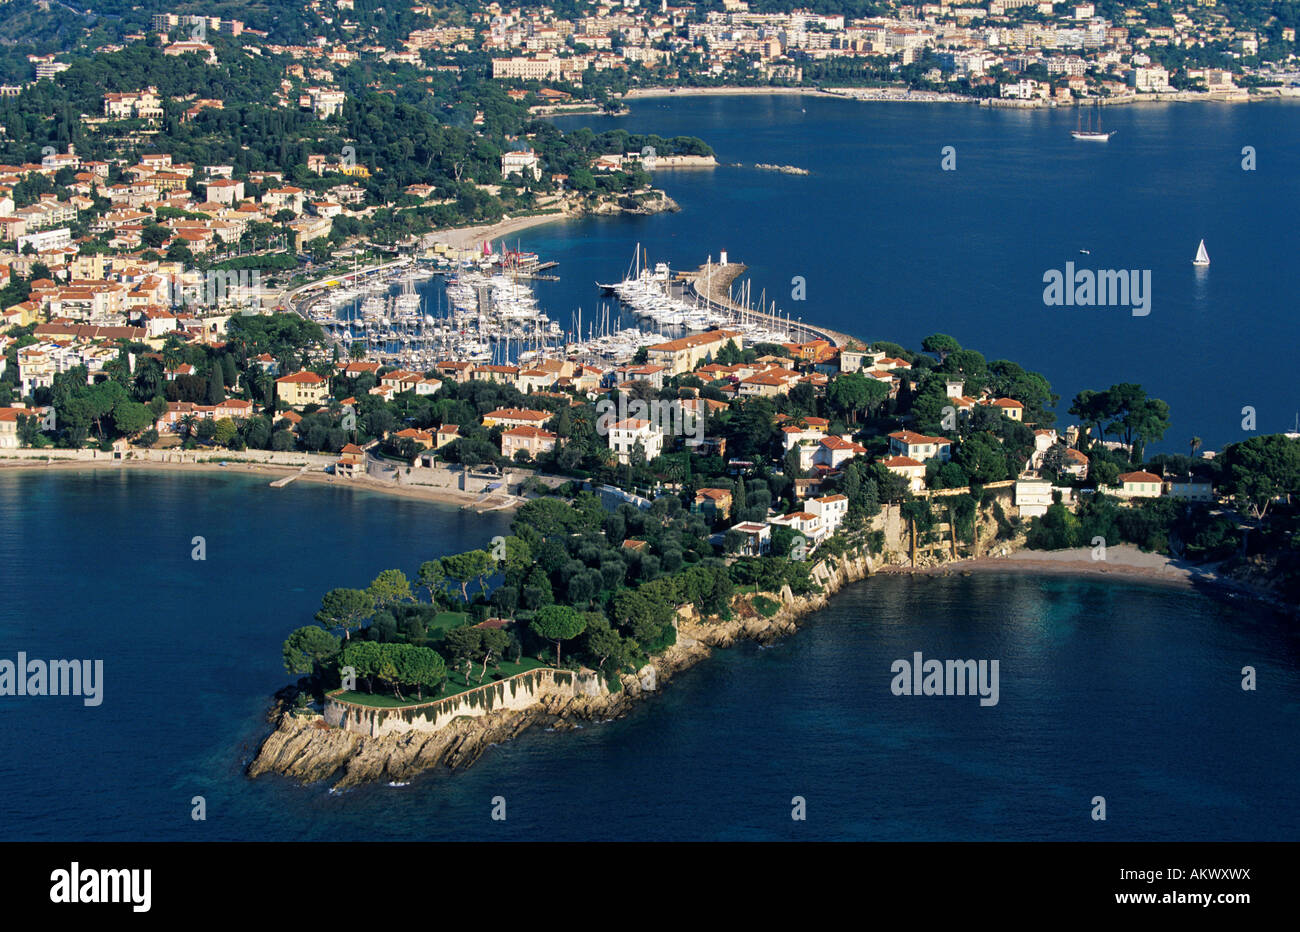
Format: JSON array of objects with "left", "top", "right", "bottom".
[{"left": 1072, "top": 101, "right": 1114, "bottom": 141}]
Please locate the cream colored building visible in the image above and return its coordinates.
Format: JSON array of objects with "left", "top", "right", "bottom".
[
  {"left": 501, "top": 425, "right": 557, "bottom": 460},
  {"left": 1114, "top": 470, "right": 1162, "bottom": 498},
  {"left": 276, "top": 370, "right": 329, "bottom": 407},
  {"left": 645, "top": 330, "right": 742, "bottom": 376}
]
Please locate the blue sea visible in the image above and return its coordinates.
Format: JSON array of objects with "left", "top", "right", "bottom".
[
  {"left": 0, "top": 471, "right": 1294, "bottom": 840},
  {"left": 3, "top": 98, "right": 1299, "bottom": 840},
  {"left": 533, "top": 96, "right": 1300, "bottom": 450}
]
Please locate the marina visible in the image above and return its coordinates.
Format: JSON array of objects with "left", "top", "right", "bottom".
[
  {"left": 293, "top": 245, "right": 568, "bottom": 368},
  {"left": 290, "top": 241, "right": 844, "bottom": 372}
]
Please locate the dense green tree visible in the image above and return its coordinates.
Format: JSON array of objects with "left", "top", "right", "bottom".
[
  {"left": 417, "top": 559, "right": 445, "bottom": 602},
  {"left": 1070, "top": 383, "right": 1170, "bottom": 459},
  {"left": 957, "top": 431, "right": 1011, "bottom": 483},
  {"left": 921, "top": 333, "right": 961, "bottom": 361},
  {"left": 340, "top": 640, "right": 382, "bottom": 692},
  {"left": 368, "top": 569, "right": 414, "bottom": 607},
  {"left": 205, "top": 365, "right": 225, "bottom": 405},
  {"left": 316, "top": 587, "right": 374, "bottom": 640},
  {"left": 282, "top": 626, "right": 341, "bottom": 676},
  {"left": 1222, "top": 434, "right": 1300, "bottom": 520},
  {"left": 582, "top": 614, "right": 630, "bottom": 679},
  {"left": 530, "top": 604, "right": 588, "bottom": 667},
  {"left": 441, "top": 550, "right": 494, "bottom": 601},
  {"left": 212, "top": 417, "right": 238, "bottom": 446}
]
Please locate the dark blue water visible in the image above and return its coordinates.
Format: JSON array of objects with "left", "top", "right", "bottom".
[
  {"left": 0, "top": 472, "right": 1295, "bottom": 840},
  {"left": 525, "top": 96, "right": 1300, "bottom": 449}
]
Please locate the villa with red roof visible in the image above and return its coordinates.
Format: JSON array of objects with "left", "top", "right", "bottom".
[
  {"left": 769, "top": 510, "right": 824, "bottom": 543},
  {"left": 881, "top": 455, "right": 927, "bottom": 492},
  {"left": 608, "top": 417, "right": 662, "bottom": 464},
  {"left": 435, "top": 424, "right": 459, "bottom": 449},
  {"left": 888, "top": 430, "right": 952, "bottom": 463},
  {"left": 276, "top": 369, "right": 328, "bottom": 407},
  {"left": 501, "top": 425, "right": 557, "bottom": 461},
  {"left": 481, "top": 407, "right": 552, "bottom": 429},
  {"left": 1115, "top": 470, "right": 1162, "bottom": 498},
  {"left": 335, "top": 442, "right": 366, "bottom": 478},
  {"left": 982, "top": 397, "right": 1025, "bottom": 421},
  {"left": 814, "top": 434, "right": 868, "bottom": 469}
]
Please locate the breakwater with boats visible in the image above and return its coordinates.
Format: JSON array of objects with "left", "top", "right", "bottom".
[{"left": 679, "top": 258, "right": 854, "bottom": 348}]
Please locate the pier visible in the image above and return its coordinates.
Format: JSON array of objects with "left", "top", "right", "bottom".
[
  {"left": 678, "top": 261, "right": 858, "bottom": 348},
  {"left": 270, "top": 466, "right": 308, "bottom": 488}
]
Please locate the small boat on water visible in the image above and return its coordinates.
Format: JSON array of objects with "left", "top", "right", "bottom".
[
  {"left": 1192, "top": 239, "right": 1210, "bottom": 266},
  {"left": 1079, "top": 248, "right": 1090, "bottom": 255}
]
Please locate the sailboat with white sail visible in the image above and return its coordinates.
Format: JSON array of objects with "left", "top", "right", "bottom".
[{"left": 1192, "top": 239, "right": 1210, "bottom": 266}]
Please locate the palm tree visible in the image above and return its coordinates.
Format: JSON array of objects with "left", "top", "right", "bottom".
[
  {"left": 249, "top": 368, "right": 272, "bottom": 414},
  {"left": 161, "top": 340, "right": 183, "bottom": 373},
  {"left": 179, "top": 414, "right": 197, "bottom": 440}
]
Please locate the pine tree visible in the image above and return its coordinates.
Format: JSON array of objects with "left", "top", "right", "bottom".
[{"left": 206, "top": 365, "right": 225, "bottom": 405}]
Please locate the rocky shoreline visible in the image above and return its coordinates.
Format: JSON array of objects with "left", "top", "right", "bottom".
[
  {"left": 588, "top": 190, "right": 680, "bottom": 216},
  {"left": 246, "top": 507, "right": 1294, "bottom": 790},
  {"left": 246, "top": 551, "right": 873, "bottom": 789}
]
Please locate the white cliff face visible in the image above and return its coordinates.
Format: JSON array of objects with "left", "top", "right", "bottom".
[{"left": 324, "top": 668, "right": 606, "bottom": 738}]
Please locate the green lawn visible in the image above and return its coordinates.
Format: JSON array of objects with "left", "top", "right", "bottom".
[
  {"left": 439, "top": 656, "right": 547, "bottom": 698},
  {"left": 333, "top": 656, "right": 548, "bottom": 708},
  {"left": 332, "top": 690, "right": 436, "bottom": 708},
  {"left": 428, "top": 611, "right": 469, "bottom": 633}
]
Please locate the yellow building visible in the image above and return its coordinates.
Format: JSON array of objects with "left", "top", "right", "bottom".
[
  {"left": 645, "top": 329, "right": 742, "bottom": 376},
  {"left": 1115, "top": 470, "right": 1163, "bottom": 499},
  {"left": 276, "top": 370, "right": 329, "bottom": 407}
]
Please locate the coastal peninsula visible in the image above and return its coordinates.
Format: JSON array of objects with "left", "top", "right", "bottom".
[{"left": 237, "top": 317, "right": 1298, "bottom": 789}]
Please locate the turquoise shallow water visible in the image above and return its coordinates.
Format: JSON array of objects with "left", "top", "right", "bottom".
[{"left": 0, "top": 471, "right": 1294, "bottom": 840}]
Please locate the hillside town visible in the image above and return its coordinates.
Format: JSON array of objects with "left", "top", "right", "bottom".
[
  {"left": 0, "top": 2, "right": 1296, "bottom": 443},
  {"left": 0, "top": 0, "right": 1289, "bottom": 569},
  {"left": 3, "top": 1, "right": 1300, "bottom": 115},
  {"left": 482, "top": 0, "right": 1300, "bottom": 101}
]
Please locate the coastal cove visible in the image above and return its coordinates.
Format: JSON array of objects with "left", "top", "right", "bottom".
[{"left": 1, "top": 471, "right": 1296, "bottom": 840}]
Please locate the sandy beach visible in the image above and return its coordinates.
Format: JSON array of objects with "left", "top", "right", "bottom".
[
  {"left": 0, "top": 456, "right": 513, "bottom": 511},
  {"left": 430, "top": 210, "right": 573, "bottom": 251},
  {"left": 878, "top": 544, "right": 1236, "bottom": 593}
]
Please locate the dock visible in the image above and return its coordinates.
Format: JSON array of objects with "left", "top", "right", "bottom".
[
  {"left": 462, "top": 490, "right": 517, "bottom": 512},
  {"left": 678, "top": 261, "right": 859, "bottom": 348},
  {"left": 270, "top": 466, "right": 308, "bottom": 488}
]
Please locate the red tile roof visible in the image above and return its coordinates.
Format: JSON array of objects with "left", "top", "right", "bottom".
[{"left": 277, "top": 370, "right": 325, "bottom": 384}]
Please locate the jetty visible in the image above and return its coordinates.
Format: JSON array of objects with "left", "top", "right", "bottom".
[
  {"left": 270, "top": 466, "right": 308, "bottom": 488},
  {"left": 678, "top": 261, "right": 857, "bottom": 348}
]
